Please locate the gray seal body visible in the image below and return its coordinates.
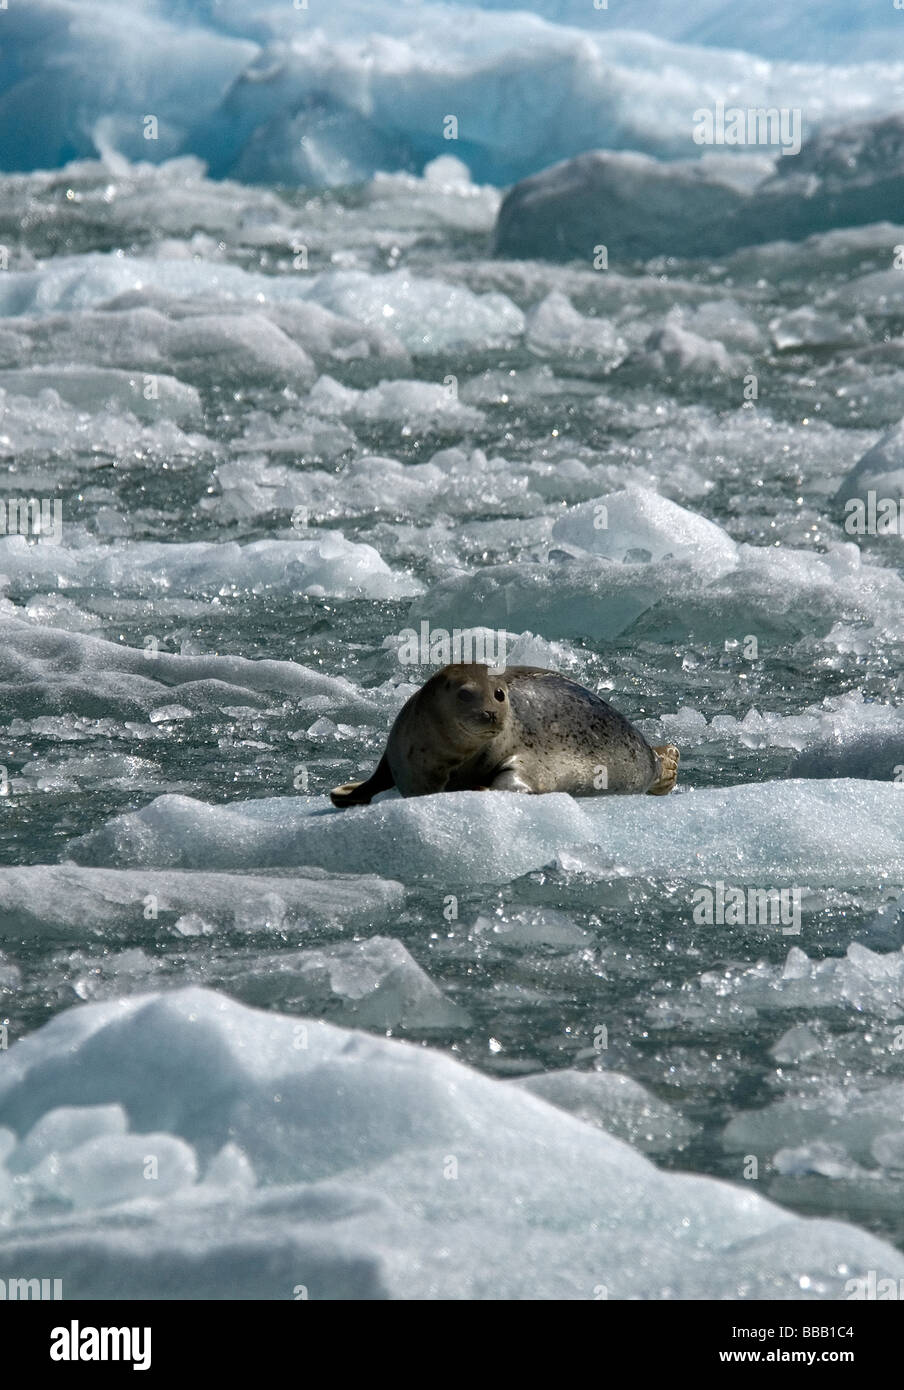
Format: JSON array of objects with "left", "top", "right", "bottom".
[{"left": 331, "top": 664, "right": 679, "bottom": 806}]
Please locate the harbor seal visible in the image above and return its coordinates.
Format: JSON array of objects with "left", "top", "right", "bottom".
[{"left": 330, "top": 664, "right": 679, "bottom": 806}]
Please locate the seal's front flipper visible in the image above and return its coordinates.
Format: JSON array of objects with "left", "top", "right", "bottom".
[
  {"left": 648, "top": 744, "right": 679, "bottom": 796},
  {"left": 487, "top": 757, "right": 535, "bottom": 793},
  {"left": 330, "top": 754, "right": 394, "bottom": 808}
]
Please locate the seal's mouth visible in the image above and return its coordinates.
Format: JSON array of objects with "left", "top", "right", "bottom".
[{"left": 456, "top": 707, "right": 500, "bottom": 740}]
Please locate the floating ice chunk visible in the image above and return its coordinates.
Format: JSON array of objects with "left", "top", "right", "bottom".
[
  {"left": 472, "top": 909, "right": 590, "bottom": 948},
  {"left": 20, "top": 594, "right": 101, "bottom": 634},
  {"left": 149, "top": 705, "right": 193, "bottom": 724},
  {"left": 248, "top": 299, "right": 408, "bottom": 366},
  {"left": 502, "top": 630, "right": 579, "bottom": 670},
  {"left": 299, "top": 271, "right": 524, "bottom": 353},
  {"left": 0, "top": 865, "right": 404, "bottom": 940},
  {"left": 0, "top": 948, "right": 22, "bottom": 991},
  {"left": 67, "top": 780, "right": 904, "bottom": 891},
  {"left": 0, "top": 533, "right": 423, "bottom": 601},
  {"left": 769, "top": 308, "right": 869, "bottom": 351},
  {"left": 420, "top": 553, "right": 673, "bottom": 640},
  {"left": 771, "top": 1026, "right": 823, "bottom": 1064},
  {"left": 0, "top": 987, "right": 901, "bottom": 1298},
  {"left": 551, "top": 487, "right": 739, "bottom": 571},
  {"left": 162, "top": 312, "right": 316, "bottom": 389},
  {"left": 433, "top": 488, "right": 901, "bottom": 648},
  {"left": 65, "top": 948, "right": 165, "bottom": 1004},
  {"left": 642, "top": 322, "right": 734, "bottom": 377},
  {"left": 495, "top": 150, "right": 753, "bottom": 262},
  {"left": 871, "top": 1132, "right": 904, "bottom": 1171},
  {"left": 0, "top": 366, "right": 203, "bottom": 425},
  {"left": 653, "top": 693, "right": 904, "bottom": 767},
  {"left": 667, "top": 301, "right": 765, "bottom": 352},
  {"left": 0, "top": 255, "right": 267, "bottom": 318},
  {"left": 751, "top": 112, "right": 904, "bottom": 250},
  {"left": 0, "top": 254, "right": 522, "bottom": 359},
  {"left": 678, "top": 941, "right": 904, "bottom": 1028},
  {"left": 516, "top": 1068, "right": 695, "bottom": 1156},
  {"left": 233, "top": 410, "right": 357, "bottom": 463},
  {"left": 773, "top": 1143, "right": 866, "bottom": 1181},
  {"left": 366, "top": 156, "right": 500, "bottom": 234},
  {"left": 826, "top": 268, "right": 904, "bottom": 318},
  {"left": 525, "top": 292, "right": 626, "bottom": 368},
  {"left": 0, "top": 374, "right": 205, "bottom": 476},
  {"left": 790, "top": 732, "right": 904, "bottom": 781},
  {"left": 833, "top": 417, "right": 904, "bottom": 534},
  {"left": 206, "top": 448, "right": 550, "bottom": 532},
  {"left": 0, "top": 306, "right": 296, "bottom": 400},
  {"left": 173, "top": 913, "right": 215, "bottom": 938},
  {"left": 68, "top": 788, "right": 595, "bottom": 880},
  {"left": 497, "top": 114, "right": 904, "bottom": 263},
  {"left": 0, "top": 616, "right": 374, "bottom": 720},
  {"left": 306, "top": 375, "right": 484, "bottom": 429},
  {"left": 861, "top": 892, "right": 904, "bottom": 953},
  {"left": 725, "top": 1081, "right": 904, "bottom": 1173},
  {"left": 235, "top": 937, "right": 470, "bottom": 1031},
  {"left": 423, "top": 525, "right": 869, "bottom": 642}
]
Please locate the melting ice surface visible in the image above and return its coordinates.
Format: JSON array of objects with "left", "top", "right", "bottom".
[{"left": 2, "top": 0, "right": 904, "bottom": 1299}]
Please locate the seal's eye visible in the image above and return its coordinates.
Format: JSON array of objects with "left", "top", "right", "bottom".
[
  {"left": 457, "top": 687, "right": 478, "bottom": 704},
  {"left": 494, "top": 688, "right": 505, "bottom": 702}
]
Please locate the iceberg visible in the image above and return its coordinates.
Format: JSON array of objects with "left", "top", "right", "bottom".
[{"left": 495, "top": 115, "right": 904, "bottom": 263}]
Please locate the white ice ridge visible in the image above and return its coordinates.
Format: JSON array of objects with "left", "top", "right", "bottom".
[
  {"left": 0, "top": 987, "right": 901, "bottom": 1299},
  {"left": 0, "top": 616, "right": 376, "bottom": 721},
  {"left": 0, "top": 866, "right": 404, "bottom": 941},
  {"left": 0, "top": 533, "right": 423, "bottom": 601},
  {"left": 4, "top": 1, "right": 904, "bottom": 186},
  {"left": 68, "top": 781, "right": 904, "bottom": 887}
]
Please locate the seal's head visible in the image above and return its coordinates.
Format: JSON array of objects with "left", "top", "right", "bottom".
[{"left": 428, "top": 663, "right": 509, "bottom": 749}]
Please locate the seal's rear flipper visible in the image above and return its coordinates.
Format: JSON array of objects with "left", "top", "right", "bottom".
[
  {"left": 330, "top": 755, "right": 394, "bottom": 808},
  {"left": 648, "top": 744, "right": 679, "bottom": 796}
]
